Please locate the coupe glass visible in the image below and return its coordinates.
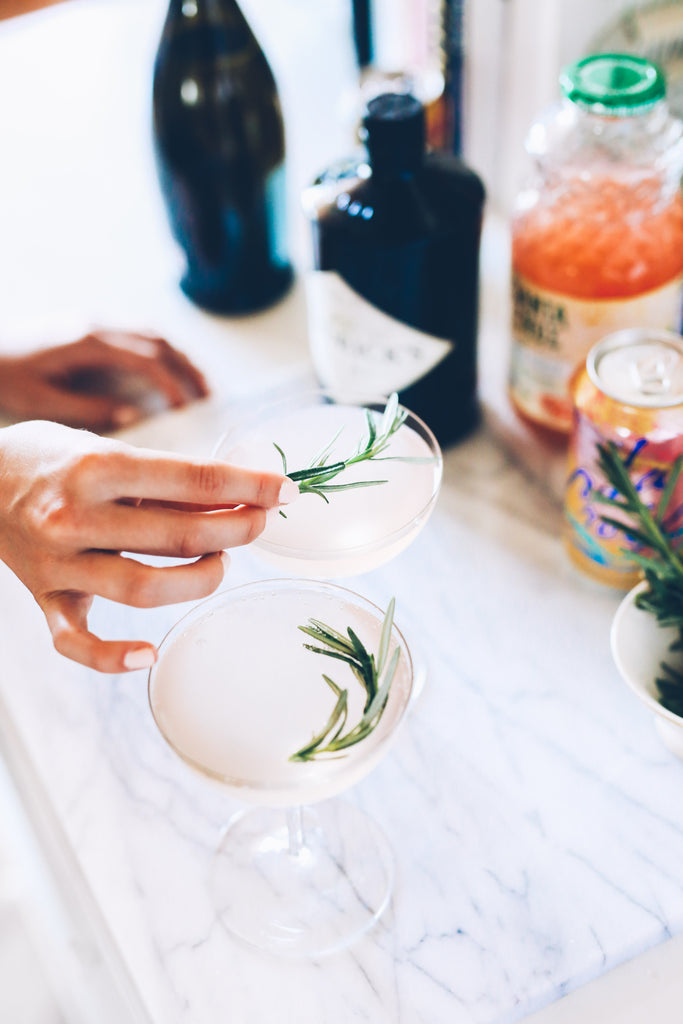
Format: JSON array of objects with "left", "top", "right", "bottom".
[
  {"left": 212, "top": 389, "right": 443, "bottom": 578},
  {"left": 148, "top": 578, "right": 414, "bottom": 957},
  {"left": 213, "top": 389, "right": 441, "bottom": 699}
]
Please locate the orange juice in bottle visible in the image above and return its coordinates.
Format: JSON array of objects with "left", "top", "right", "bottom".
[{"left": 510, "top": 54, "right": 683, "bottom": 435}]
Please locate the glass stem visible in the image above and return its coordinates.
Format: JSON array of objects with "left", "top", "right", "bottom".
[{"left": 286, "top": 806, "right": 305, "bottom": 856}]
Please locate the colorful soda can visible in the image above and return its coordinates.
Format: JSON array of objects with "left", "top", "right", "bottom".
[{"left": 564, "top": 328, "right": 683, "bottom": 588}]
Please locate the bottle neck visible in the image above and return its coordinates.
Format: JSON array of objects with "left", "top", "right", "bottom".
[
  {"left": 167, "top": 0, "right": 248, "bottom": 26},
  {"left": 363, "top": 99, "right": 426, "bottom": 181},
  {"left": 164, "top": 0, "right": 257, "bottom": 56}
]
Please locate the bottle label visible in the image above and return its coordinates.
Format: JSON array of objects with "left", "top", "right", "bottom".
[
  {"left": 510, "top": 272, "right": 683, "bottom": 431},
  {"left": 305, "top": 270, "right": 453, "bottom": 396}
]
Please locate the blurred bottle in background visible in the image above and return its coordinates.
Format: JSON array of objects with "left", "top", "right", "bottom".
[
  {"left": 508, "top": 53, "right": 683, "bottom": 437},
  {"left": 302, "top": 92, "right": 485, "bottom": 447},
  {"left": 152, "top": 0, "right": 293, "bottom": 315},
  {"left": 442, "top": 0, "right": 465, "bottom": 156},
  {"left": 347, "top": 0, "right": 452, "bottom": 151}
]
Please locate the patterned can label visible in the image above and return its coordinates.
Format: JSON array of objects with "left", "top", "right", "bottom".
[
  {"left": 564, "top": 423, "right": 683, "bottom": 587},
  {"left": 564, "top": 330, "right": 683, "bottom": 587}
]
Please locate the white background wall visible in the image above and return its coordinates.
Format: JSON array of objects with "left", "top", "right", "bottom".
[{"left": 464, "top": 0, "right": 670, "bottom": 212}]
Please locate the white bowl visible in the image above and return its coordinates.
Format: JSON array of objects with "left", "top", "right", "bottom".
[{"left": 611, "top": 581, "right": 683, "bottom": 759}]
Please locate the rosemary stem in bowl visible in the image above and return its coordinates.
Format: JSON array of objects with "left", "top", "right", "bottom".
[{"left": 596, "top": 441, "right": 683, "bottom": 714}]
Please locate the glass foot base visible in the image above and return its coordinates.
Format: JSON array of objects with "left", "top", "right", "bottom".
[{"left": 208, "top": 800, "right": 394, "bottom": 957}]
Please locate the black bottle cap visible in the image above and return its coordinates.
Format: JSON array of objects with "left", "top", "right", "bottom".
[{"left": 362, "top": 93, "right": 425, "bottom": 174}]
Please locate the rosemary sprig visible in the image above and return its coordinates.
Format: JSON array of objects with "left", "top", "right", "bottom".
[
  {"left": 290, "top": 598, "right": 400, "bottom": 762},
  {"left": 596, "top": 441, "right": 683, "bottom": 714},
  {"left": 275, "top": 393, "right": 435, "bottom": 515}
]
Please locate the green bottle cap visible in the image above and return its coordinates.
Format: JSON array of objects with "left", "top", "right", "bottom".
[{"left": 560, "top": 53, "right": 666, "bottom": 115}]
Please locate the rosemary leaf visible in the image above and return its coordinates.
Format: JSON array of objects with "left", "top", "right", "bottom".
[
  {"left": 312, "top": 480, "right": 389, "bottom": 493},
  {"left": 596, "top": 518, "right": 659, "bottom": 550},
  {"left": 656, "top": 460, "right": 683, "bottom": 524},
  {"left": 299, "top": 631, "right": 357, "bottom": 656},
  {"left": 597, "top": 442, "right": 683, "bottom": 716},
  {"left": 289, "top": 682, "right": 349, "bottom": 762},
  {"left": 287, "top": 462, "right": 347, "bottom": 482},
  {"left": 301, "top": 644, "right": 360, "bottom": 667},
  {"left": 376, "top": 597, "right": 395, "bottom": 676},
  {"left": 273, "top": 442, "right": 287, "bottom": 474},
  {"left": 346, "top": 627, "right": 377, "bottom": 708},
  {"left": 273, "top": 393, "right": 419, "bottom": 509},
  {"left": 310, "top": 427, "right": 345, "bottom": 469},
  {"left": 363, "top": 646, "right": 400, "bottom": 724},
  {"left": 305, "top": 619, "right": 349, "bottom": 644},
  {"left": 365, "top": 407, "right": 377, "bottom": 449},
  {"left": 379, "top": 391, "right": 399, "bottom": 437},
  {"left": 290, "top": 600, "right": 402, "bottom": 762}
]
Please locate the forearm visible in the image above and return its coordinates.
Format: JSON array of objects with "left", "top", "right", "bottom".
[{"left": 0, "top": 0, "right": 69, "bottom": 20}]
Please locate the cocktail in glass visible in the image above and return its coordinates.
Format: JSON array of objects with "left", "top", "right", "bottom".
[
  {"left": 148, "top": 578, "right": 414, "bottom": 957},
  {"left": 213, "top": 389, "right": 443, "bottom": 579},
  {"left": 214, "top": 389, "right": 441, "bottom": 697}
]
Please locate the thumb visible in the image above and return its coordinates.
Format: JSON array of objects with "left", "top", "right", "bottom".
[{"left": 33, "top": 384, "right": 144, "bottom": 432}]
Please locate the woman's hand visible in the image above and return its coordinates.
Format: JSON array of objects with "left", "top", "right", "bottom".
[
  {"left": 0, "top": 421, "right": 298, "bottom": 673},
  {"left": 0, "top": 329, "right": 209, "bottom": 432}
]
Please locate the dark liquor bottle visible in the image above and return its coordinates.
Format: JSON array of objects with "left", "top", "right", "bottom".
[
  {"left": 303, "top": 92, "right": 485, "bottom": 446},
  {"left": 152, "top": 0, "right": 293, "bottom": 315}
]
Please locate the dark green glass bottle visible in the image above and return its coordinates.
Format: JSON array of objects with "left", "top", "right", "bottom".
[
  {"left": 303, "top": 93, "right": 485, "bottom": 447},
  {"left": 152, "top": 0, "right": 293, "bottom": 314}
]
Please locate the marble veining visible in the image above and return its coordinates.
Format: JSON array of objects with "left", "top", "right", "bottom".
[
  {"left": 3, "top": 415, "right": 683, "bottom": 1024},
  {"left": 1, "top": 3, "right": 683, "bottom": 1020}
]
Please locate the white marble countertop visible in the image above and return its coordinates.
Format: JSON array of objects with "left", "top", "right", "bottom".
[{"left": 2, "top": 2, "right": 683, "bottom": 1022}]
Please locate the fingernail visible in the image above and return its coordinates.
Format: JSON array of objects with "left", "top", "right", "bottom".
[
  {"left": 113, "top": 406, "right": 141, "bottom": 427},
  {"left": 278, "top": 478, "right": 299, "bottom": 505},
  {"left": 220, "top": 550, "right": 231, "bottom": 575},
  {"left": 123, "top": 647, "right": 157, "bottom": 671}
]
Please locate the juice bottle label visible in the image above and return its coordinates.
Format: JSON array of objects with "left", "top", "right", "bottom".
[
  {"left": 510, "top": 272, "right": 683, "bottom": 431},
  {"left": 305, "top": 271, "right": 453, "bottom": 396},
  {"left": 564, "top": 418, "right": 683, "bottom": 587}
]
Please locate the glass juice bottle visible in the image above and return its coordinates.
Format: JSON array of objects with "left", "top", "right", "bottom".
[{"left": 509, "top": 53, "right": 683, "bottom": 435}]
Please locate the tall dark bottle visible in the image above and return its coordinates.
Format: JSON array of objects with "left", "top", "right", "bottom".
[
  {"left": 303, "top": 92, "right": 485, "bottom": 446},
  {"left": 152, "top": 0, "right": 293, "bottom": 314}
]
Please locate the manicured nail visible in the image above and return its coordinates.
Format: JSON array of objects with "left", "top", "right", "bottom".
[
  {"left": 113, "top": 406, "right": 141, "bottom": 427},
  {"left": 123, "top": 647, "right": 157, "bottom": 671},
  {"left": 220, "top": 550, "right": 231, "bottom": 575},
  {"left": 278, "top": 478, "right": 299, "bottom": 505}
]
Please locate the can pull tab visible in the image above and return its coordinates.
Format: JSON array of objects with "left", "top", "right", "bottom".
[{"left": 630, "top": 352, "right": 677, "bottom": 396}]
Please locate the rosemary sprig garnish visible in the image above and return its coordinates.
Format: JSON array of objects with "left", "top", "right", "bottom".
[
  {"left": 596, "top": 441, "right": 683, "bottom": 715},
  {"left": 290, "top": 598, "right": 400, "bottom": 762},
  {"left": 274, "top": 393, "right": 435, "bottom": 516}
]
